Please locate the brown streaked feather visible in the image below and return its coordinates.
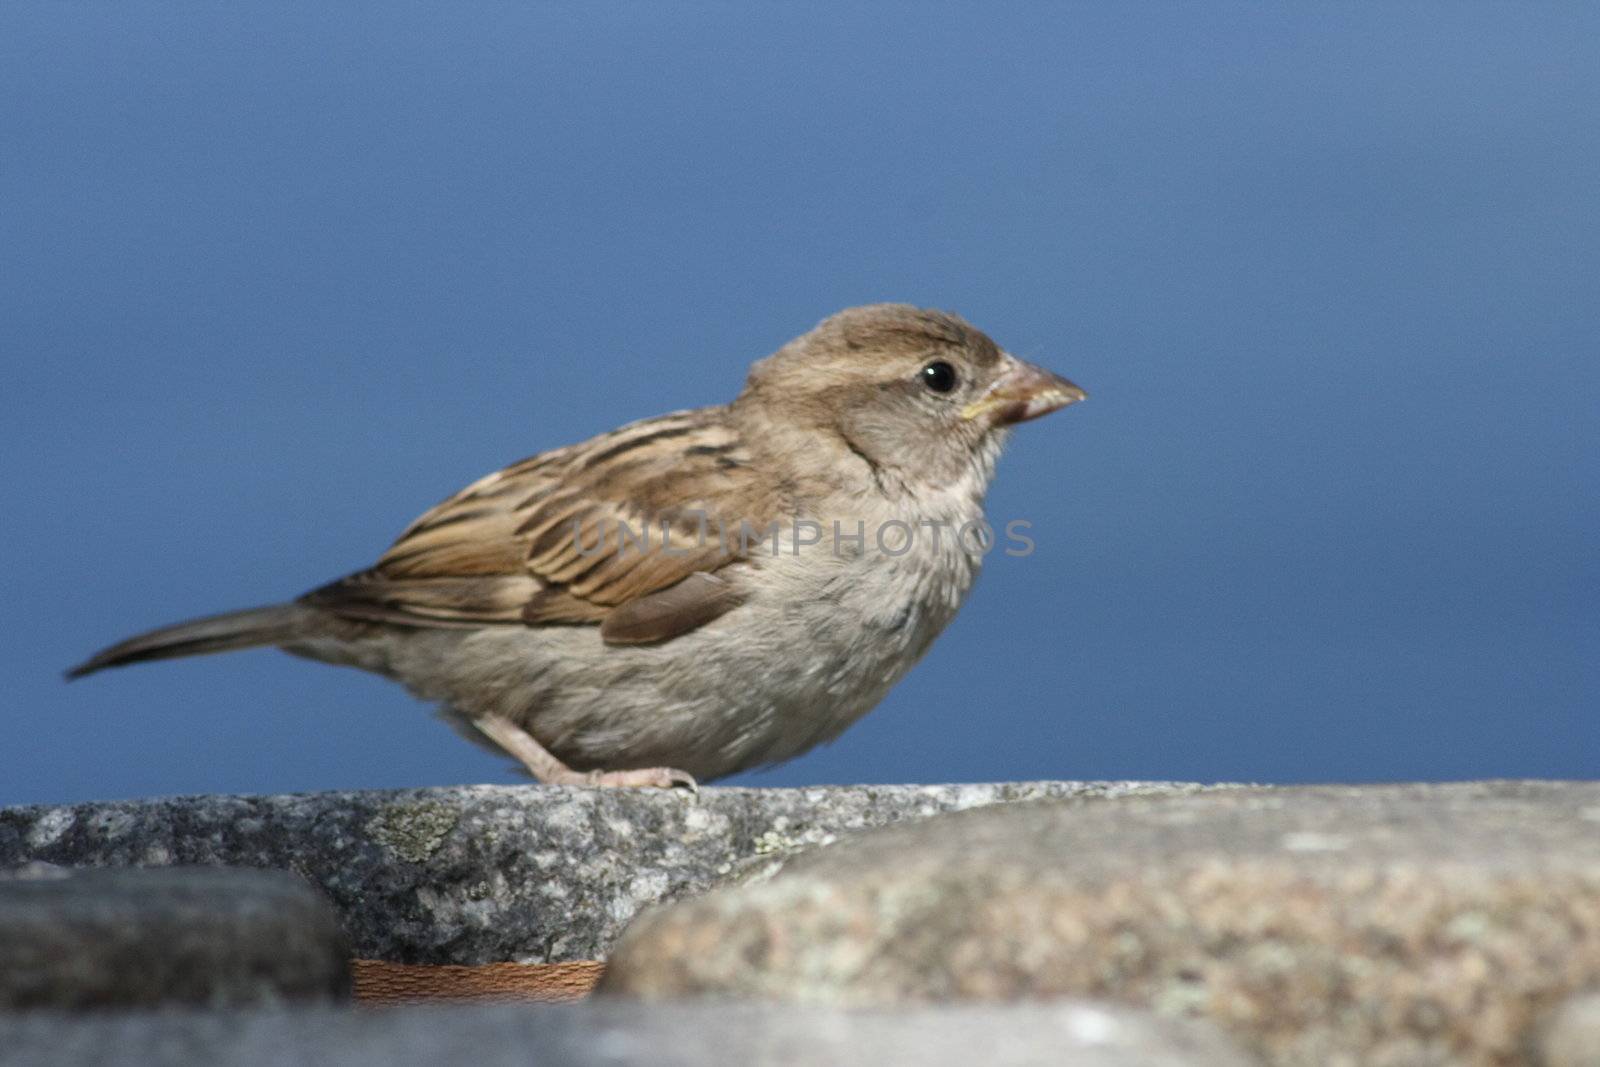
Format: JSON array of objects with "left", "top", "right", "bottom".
[
  {"left": 300, "top": 574, "right": 543, "bottom": 627},
  {"left": 521, "top": 587, "right": 611, "bottom": 625},
  {"left": 303, "top": 406, "right": 779, "bottom": 635},
  {"left": 599, "top": 572, "right": 745, "bottom": 645}
]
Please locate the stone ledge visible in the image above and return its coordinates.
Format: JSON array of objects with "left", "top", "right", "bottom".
[
  {"left": 0, "top": 781, "right": 1211, "bottom": 964},
  {"left": 0, "top": 999, "right": 1253, "bottom": 1067}
]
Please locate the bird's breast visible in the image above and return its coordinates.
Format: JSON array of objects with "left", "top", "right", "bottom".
[{"left": 739, "top": 496, "right": 989, "bottom": 670}]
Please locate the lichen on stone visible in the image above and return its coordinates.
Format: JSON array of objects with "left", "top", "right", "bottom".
[{"left": 365, "top": 801, "right": 460, "bottom": 864}]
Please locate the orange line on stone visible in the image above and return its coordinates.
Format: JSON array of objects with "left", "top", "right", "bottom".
[{"left": 353, "top": 960, "right": 605, "bottom": 1004}]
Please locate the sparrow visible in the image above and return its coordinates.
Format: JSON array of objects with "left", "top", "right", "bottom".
[{"left": 68, "top": 305, "right": 1085, "bottom": 789}]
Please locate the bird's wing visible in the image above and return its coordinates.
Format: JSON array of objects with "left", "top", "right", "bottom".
[{"left": 300, "top": 407, "right": 770, "bottom": 643}]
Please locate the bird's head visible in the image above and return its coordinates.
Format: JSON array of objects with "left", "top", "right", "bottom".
[{"left": 737, "top": 304, "right": 1086, "bottom": 493}]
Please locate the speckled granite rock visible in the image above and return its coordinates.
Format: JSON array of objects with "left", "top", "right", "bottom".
[
  {"left": 0, "top": 999, "right": 1254, "bottom": 1067},
  {"left": 603, "top": 781, "right": 1600, "bottom": 1067},
  {"left": 0, "top": 781, "right": 1206, "bottom": 964},
  {"left": 0, "top": 866, "right": 348, "bottom": 1010}
]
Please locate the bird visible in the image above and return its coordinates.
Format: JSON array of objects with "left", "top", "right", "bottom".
[{"left": 67, "top": 305, "right": 1085, "bottom": 789}]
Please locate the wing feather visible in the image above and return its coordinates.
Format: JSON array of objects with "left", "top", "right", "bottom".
[{"left": 302, "top": 406, "right": 771, "bottom": 638}]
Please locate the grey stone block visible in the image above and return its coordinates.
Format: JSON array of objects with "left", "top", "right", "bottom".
[
  {"left": 603, "top": 781, "right": 1600, "bottom": 1067},
  {"left": 0, "top": 781, "right": 1207, "bottom": 964},
  {"left": 0, "top": 866, "right": 348, "bottom": 1011},
  {"left": 0, "top": 999, "right": 1254, "bottom": 1067}
]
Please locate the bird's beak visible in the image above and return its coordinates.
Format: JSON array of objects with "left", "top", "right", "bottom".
[{"left": 961, "top": 358, "right": 1087, "bottom": 425}]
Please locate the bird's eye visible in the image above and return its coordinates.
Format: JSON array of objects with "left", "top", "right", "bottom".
[{"left": 919, "top": 361, "right": 958, "bottom": 394}]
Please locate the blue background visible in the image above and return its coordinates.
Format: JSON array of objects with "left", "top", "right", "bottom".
[{"left": 3, "top": 4, "right": 1595, "bottom": 806}]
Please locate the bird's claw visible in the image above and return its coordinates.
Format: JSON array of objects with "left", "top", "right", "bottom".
[{"left": 582, "top": 766, "right": 699, "bottom": 794}]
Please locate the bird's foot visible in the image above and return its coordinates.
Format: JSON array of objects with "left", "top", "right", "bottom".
[
  {"left": 473, "top": 715, "right": 697, "bottom": 793},
  {"left": 580, "top": 766, "right": 699, "bottom": 793}
]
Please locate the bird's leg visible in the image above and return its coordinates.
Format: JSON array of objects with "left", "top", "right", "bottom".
[{"left": 473, "top": 715, "right": 698, "bottom": 792}]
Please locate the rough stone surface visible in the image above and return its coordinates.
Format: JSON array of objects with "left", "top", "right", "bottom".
[
  {"left": 0, "top": 866, "right": 348, "bottom": 1010},
  {"left": 603, "top": 781, "right": 1600, "bottom": 1067},
  {"left": 1539, "top": 992, "right": 1600, "bottom": 1067},
  {"left": 0, "top": 999, "right": 1253, "bottom": 1067},
  {"left": 0, "top": 781, "right": 1207, "bottom": 964}
]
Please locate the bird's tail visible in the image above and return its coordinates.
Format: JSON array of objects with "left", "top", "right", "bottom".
[{"left": 65, "top": 603, "right": 316, "bottom": 680}]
